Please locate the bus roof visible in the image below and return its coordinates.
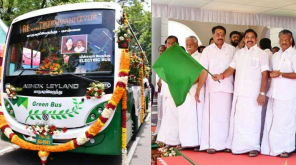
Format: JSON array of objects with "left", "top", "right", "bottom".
[{"left": 12, "top": 2, "right": 122, "bottom": 24}]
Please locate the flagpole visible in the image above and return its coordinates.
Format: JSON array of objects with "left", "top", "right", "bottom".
[{"left": 204, "top": 69, "right": 221, "bottom": 83}]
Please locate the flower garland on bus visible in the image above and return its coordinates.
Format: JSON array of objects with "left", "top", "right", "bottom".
[
  {"left": 85, "top": 82, "right": 105, "bottom": 99},
  {"left": 26, "top": 124, "right": 67, "bottom": 136},
  {"left": 0, "top": 49, "right": 130, "bottom": 164},
  {"left": 139, "top": 65, "right": 144, "bottom": 123},
  {"left": 113, "top": 14, "right": 132, "bottom": 48},
  {"left": 128, "top": 52, "right": 143, "bottom": 85},
  {"left": 143, "top": 64, "right": 148, "bottom": 116},
  {"left": 36, "top": 54, "right": 63, "bottom": 75},
  {"left": 121, "top": 90, "right": 127, "bottom": 165},
  {"left": 5, "top": 84, "right": 22, "bottom": 99}
]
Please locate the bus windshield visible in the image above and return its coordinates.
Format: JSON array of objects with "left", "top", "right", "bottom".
[{"left": 5, "top": 9, "right": 115, "bottom": 76}]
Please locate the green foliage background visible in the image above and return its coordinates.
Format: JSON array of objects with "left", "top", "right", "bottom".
[{"left": 0, "top": 0, "right": 151, "bottom": 64}]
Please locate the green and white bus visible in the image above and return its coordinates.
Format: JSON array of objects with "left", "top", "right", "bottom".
[{"left": 1, "top": 2, "right": 149, "bottom": 156}]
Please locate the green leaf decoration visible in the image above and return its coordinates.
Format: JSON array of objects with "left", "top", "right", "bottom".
[
  {"left": 42, "top": 110, "right": 47, "bottom": 114},
  {"left": 66, "top": 109, "right": 69, "bottom": 113},
  {"left": 51, "top": 115, "right": 56, "bottom": 119},
  {"left": 34, "top": 110, "right": 39, "bottom": 114},
  {"left": 73, "top": 102, "right": 77, "bottom": 104},
  {"left": 36, "top": 115, "right": 41, "bottom": 120},
  {"left": 61, "top": 115, "right": 67, "bottom": 119},
  {"left": 79, "top": 101, "right": 83, "bottom": 104},
  {"left": 73, "top": 98, "right": 77, "bottom": 101},
  {"left": 29, "top": 110, "right": 33, "bottom": 114},
  {"left": 53, "top": 110, "right": 56, "bottom": 114},
  {"left": 72, "top": 107, "right": 75, "bottom": 111},
  {"left": 68, "top": 114, "right": 74, "bottom": 117},
  {"left": 30, "top": 116, "right": 35, "bottom": 120},
  {"left": 56, "top": 116, "right": 62, "bottom": 120},
  {"left": 48, "top": 111, "right": 52, "bottom": 114},
  {"left": 79, "top": 107, "right": 82, "bottom": 109},
  {"left": 59, "top": 110, "right": 64, "bottom": 114},
  {"left": 74, "top": 112, "right": 79, "bottom": 114}
]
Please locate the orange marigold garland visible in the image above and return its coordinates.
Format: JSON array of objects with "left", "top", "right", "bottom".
[
  {"left": 0, "top": 49, "right": 130, "bottom": 165},
  {"left": 139, "top": 65, "right": 144, "bottom": 123},
  {"left": 122, "top": 90, "right": 127, "bottom": 165}
]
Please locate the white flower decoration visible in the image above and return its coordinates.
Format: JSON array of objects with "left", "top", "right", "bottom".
[
  {"left": 124, "top": 34, "right": 127, "bottom": 37},
  {"left": 53, "top": 130, "right": 60, "bottom": 135},
  {"left": 119, "top": 36, "right": 124, "bottom": 41}
]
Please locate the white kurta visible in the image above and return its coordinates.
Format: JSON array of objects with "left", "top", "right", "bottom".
[
  {"left": 199, "top": 43, "right": 235, "bottom": 151},
  {"left": 226, "top": 45, "right": 269, "bottom": 153},
  {"left": 178, "top": 51, "right": 204, "bottom": 147},
  {"left": 156, "top": 81, "right": 180, "bottom": 145},
  {"left": 261, "top": 46, "right": 296, "bottom": 156}
]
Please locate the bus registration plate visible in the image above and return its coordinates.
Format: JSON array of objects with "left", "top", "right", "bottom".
[{"left": 36, "top": 135, "right": 52, "bottom": 145}]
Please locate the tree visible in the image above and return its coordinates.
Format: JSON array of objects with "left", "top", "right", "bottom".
[
  {"left": 0, "top": 0, "right": 151, "bottom": 65},
  {"left": 122, "top": 0, "right": 151, "bottom": 65}
]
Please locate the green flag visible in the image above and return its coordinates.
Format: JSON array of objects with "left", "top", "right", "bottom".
[{"left": 153, "top": 43, "right": 205, "bottom": 106}]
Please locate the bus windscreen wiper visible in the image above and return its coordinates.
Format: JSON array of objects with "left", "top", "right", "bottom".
[
  {"left": 10, "top": 68, "right": 48, "bottom": 84},
  {"left": 66, "top": 73, "right": 96, "bottom": 82}
]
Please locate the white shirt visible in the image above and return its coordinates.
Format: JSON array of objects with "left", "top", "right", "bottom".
[
  {"left": 234, "top": 46, "right": 240, "bottom": 54},
  {"left": 200, "top": 42, "right": 235, "bottom": 93},
  {"left": 264, "top": 49, "right": 273, "bottom": 67},
  {"left": 230, "top": 44, "right": 269, "bottom": 97},
  {"left": 191, "top": 50, "right": 201, "bottom": 61},
  {"left": 74, "top": 46, "right": 85, "bottom": 53},
  {"left": 144, "top": 78, "right": 149, "bottom": 87},
  {"left": 267, "top": 46, "right": 296, "bottom": 100}
]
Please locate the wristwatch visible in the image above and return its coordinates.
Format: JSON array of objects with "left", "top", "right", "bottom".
[
  {"left": 279, "top": 72, "right": 283, "bottom": 78},
  {"left": 259, "top": 92, "right": 265, "bottom": 96}
]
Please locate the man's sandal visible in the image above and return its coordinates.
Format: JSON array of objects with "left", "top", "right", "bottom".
[
  {"left": 207, "top": 149, "right": 216, "bottom": 154},
  {"left": 280, "top": 152, "right": 294, "bottom": 158},
  {"left": 193, "top": 146, "right": 200, "bottom": 152},
  {"left": 176, "top": 145, "right": 184, "bottom": 151},
  {"left": 224, "top": 149, "right": 232, "bottom": 153},
  {"left": 249, "top": 150, "right": 259, "bottom": 157}
]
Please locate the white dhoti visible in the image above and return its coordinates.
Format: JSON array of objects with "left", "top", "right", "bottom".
[
  {"left": 155, "top": 95, "right": 163, "bottom": 134},
  {"left": 200, "top": 92, "right": 232, "bottom": 151},
  {"left": 261, "top": 79, "right": 271, "bottom": 142},
  {"left": 156, "top": 96, "right": 180, "bottom": 145},
  {"left": 261, "top": 97, "right": 296, "bottom": 156},
  {"left": 178, "top": 84, "right": 204, "bottom": 147},
  {"left": 226, "top": 96, "right": 262, "bottom": 153}
]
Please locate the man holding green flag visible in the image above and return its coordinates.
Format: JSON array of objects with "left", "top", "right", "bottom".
[
  {"left": 153, "top": 42, "right": 205, "bottom": 107},
  {"left": 154, "top": 35, "right": 205, "bottom": 146},
  {"left": 154, "top": 36, "right": 180, "bottom": 146}
]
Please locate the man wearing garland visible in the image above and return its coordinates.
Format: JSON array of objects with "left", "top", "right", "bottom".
[
  {"left": 157, "top": 36, "right": 180, "bottom": 146},
  {"left": 213, "top": 29, "right": 269, "bottom": 157},
  {"left": 177, "top": 36, "right": 204, "bottom": 151},
  {"left": 195, "top": 25, "right": 235, "bottom": 153},
  {"left": 261, "top": 29, "right": 296, "bottom": 158}
]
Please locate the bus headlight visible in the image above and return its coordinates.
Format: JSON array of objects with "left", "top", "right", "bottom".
[{"left": 85, "top": 101, "right": 108, "bottom": 124}]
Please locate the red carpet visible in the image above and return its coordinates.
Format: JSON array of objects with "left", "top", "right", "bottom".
[
  {"left": 151, "top": 126, "right": 156, "bottom": 133},
  {"left": 181, "top": 150, "right": 294, "bottom": 165},
  {"left": 157, "top": 156, "right": 192, "bottom": 165}
]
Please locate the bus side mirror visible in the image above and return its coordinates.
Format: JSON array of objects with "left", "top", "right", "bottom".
[{"left": 116, "top": 9, "right": 124, "bottom": 25}]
